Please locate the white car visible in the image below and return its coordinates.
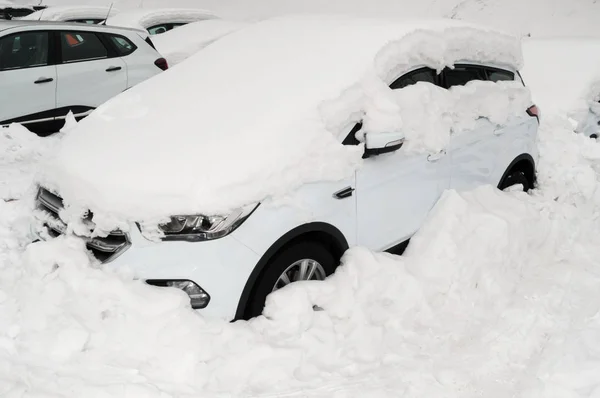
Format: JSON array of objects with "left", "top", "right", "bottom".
[
  {"left": 32, "top": 16, "right": 539, "bottom": 321},
  {"left": 105, "top": 8, "right": 217, "bottom": 35},
  {"left": 19, "top": 6, "right": 119, "bottom": 24},
  {"left": 0, "top": 20, "right": 167, "bottom": 135}
]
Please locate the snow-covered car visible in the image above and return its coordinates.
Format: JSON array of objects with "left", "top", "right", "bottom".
[
  {"left": 106, "top": 8, "right": 217, "bottom": 35},
  {"left": 32, "top": 16, "right": 539, "bottom": 321},
  {"left": 0, "top": 2, "right": 35, "bottom": 20},
  {"left": 0, "top": 20, "right": 168, "bottom": 135},
  {"left": 19, "top": 6, "right": 119, "bottom": 24},
  {"left": 151, "top": 19, "right": 247, "bottom": 66}
]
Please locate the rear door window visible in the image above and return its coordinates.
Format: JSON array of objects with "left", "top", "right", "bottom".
[
  {"left": 60, "top": 31, "right": 107, "bottom": 63},
  {"left": 443, "top": 65, "right": 487, "bottom": 88},
  {"left": 0, "top": 31, "right": 48, "bottom": 70},
  {"left": 390, "top": 68, "right": 436, "bottom": 90}
]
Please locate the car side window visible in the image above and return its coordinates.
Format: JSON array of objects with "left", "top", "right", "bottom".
[
  {"left": 444, "top": 65, "right": 486, "bottom": 88},
  {"left": 486, "top": 68, "right": 514, "bottom": 82},
  {"left": 60, "top": 31, "right": 107, "bottom": 63},
  {"left": 108, "top": 34, "right": 136, "bottom": 56},
  {"left": 0, "top": 31, "right": 48, "bottom": 71},
  {"left": 389, "top": 67, "right": 436, "bottom": 90},
  {"left": 66, "top": 19, "right": 104, "bottom": 24}
]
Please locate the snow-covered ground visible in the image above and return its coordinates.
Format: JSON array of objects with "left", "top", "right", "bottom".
[{"left": 1, "top": 105, "right": 600, "bottom": 397}]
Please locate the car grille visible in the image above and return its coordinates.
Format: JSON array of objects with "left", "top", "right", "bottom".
[{"left": 35, "top": 187, "right": 130, "bottom": 263}]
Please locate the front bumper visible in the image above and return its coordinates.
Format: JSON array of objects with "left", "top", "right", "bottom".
[{"left": 32, "top": 219, "right": 261, "bottom": 320}]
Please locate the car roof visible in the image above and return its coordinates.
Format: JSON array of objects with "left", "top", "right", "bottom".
[{"left": 0, "top": 19, "right": 146, "bottom": 35}]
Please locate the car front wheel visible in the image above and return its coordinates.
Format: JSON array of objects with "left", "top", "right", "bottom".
[{"left": 244, "top": 241, "right": 336, "bottom": 319}]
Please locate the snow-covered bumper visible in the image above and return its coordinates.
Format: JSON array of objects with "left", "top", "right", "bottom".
[{"left": 32, "top": 188, "right": 261, "bottom": 320}]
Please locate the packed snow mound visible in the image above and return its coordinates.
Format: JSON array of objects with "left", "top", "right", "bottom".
[
  {"left": 521, "top": 38, "right": 600, "bottom": 137},
  {"left": 105, "top": 7, "right": 217, "bottom": 31},
  {"left": 0, "top": 124, "right": 62, "bottom": 202},
  {"left": 19, "top": 5, "right": 118, "bottom": 21},
  {"left": 42, "top": 15, "right": 523, "bottom": 229},
  {"left": 152, "top": 19, "right": 248, "bottom": 66}
]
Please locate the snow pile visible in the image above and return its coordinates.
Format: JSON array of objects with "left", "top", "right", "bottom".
[
  {"left": 361, "top": 80, "right": 531, "bottom": 153},
  {"left": 0, "top": 124, "right": 61, "bottom": 202},
  {"left": 19, "top": 5, "right": 118, "bottom": 21},
  {"left": 2, "top": 117, "right": 600, "bottom": 395},
  {"left": 105, "top": 7, "right": 217, "bottom": 31},
  {"left": 152, "top": 19, "right": 248, "bottom": 65},
  {"left": 42, "top": 16, "right": 522, "bottom": 230}
]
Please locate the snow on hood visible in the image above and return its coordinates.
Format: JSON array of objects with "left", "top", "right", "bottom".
[
  {"left": 152, "top": 19, "right": 248, "bottom": 66},
  {"left": 43, "top": 15, "right": 522, "bottom": 229},
  {"left": 19, "top": 5, "right": 118, "bottom": 21},
  {"left": 105, "top": 7, "right": 217, "bottom": 30}
]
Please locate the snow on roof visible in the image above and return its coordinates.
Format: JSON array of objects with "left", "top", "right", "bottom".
[
  {"left": 44, "top": 15, "right": 523, "bottom": 228},
  {"left": 152, "top": 19, "right": 248, "bottom": 66},
  {"left": 105, "top": 7, "right": 218, "bottom": 30},
  {"left": 19, "top": 6, "right": 118, "bottom": 21}
]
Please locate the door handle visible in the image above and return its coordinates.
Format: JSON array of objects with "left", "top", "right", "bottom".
[
  {"left": 105, "top": 66, "right": 122, "bottom": 72},
  {"left": 427, "top": 149, "right": 446, "bottom": 162},
  {"left": 333, "top": 186, "right": 354, "bottom": 199},
  {"left": 34, "top": 77, "right": 53, "bottom": 84}
]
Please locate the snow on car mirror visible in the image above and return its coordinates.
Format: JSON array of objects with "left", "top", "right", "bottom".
[{"left": 363, "top": 131, "right": 405, "bottom": 158}]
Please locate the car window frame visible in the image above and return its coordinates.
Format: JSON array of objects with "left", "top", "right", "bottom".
[
  {"left": 342, "top": 66, "right": 441, "bottom": 146},
  {"left": 58, "top": 30, "right": 110, "bottom": 64},
  {"left": 0, "top": 29, "right": 54, "bottom": 71}
]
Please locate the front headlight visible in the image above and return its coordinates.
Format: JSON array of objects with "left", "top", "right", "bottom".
[{"left": 157, "top": 204, "right": 258, "bottom": 242}]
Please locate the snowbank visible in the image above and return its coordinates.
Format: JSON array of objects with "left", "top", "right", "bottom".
[
  {"left": 3, "top": 117, "right": 600, "bottom": 395},
  {"left": 105, "top": 7, "right": 217, "bottom": 31},
  {"left": 19, "top": 5, "right": 118, "bottom": 21},
  {"left": 43, "top": 15, "right": 522, "bottom": 230},
  {"left": 0, "top": 124, "right": 61, "bottom": 202},
  {"left": 152, "top": 19, "right": 248, "bottom": 66}
]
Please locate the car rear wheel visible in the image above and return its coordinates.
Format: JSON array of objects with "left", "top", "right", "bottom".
[{"left": 244, "top": 241, "right": 336, "bottom": 319}]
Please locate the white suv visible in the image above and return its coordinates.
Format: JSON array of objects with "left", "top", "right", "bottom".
[
  {"left": 0, "top": 20, "right": 166, "bottom": 135},
  {"left": 32, "top": 17, "right": 540, "bottom": 321}
]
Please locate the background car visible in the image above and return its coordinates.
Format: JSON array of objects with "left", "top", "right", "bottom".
[
  {"left": 18, "top": 5, "right": 119, "bottom": 25},
  {"left": 0, "top": 20, "right": 167, "bottom": 135},
  {"left": 105, "top": 8, "right": 218, "bottom": 35}
]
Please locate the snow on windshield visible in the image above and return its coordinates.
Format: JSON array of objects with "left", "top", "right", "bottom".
[
  {"left": 105, "top": 8, "right": 217, "bottom": 30},
  {"left": 42, "top": 15, "right": 524, "bottom": 231},
  {"left": 151, "top": 19, "right": 248, "bottom": 66}
]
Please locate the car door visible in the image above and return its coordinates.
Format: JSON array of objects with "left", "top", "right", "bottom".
[
  {"left": 0, "top": 30, "right": 57, "bottom": 132},
  {"left": 443, "top": 64, "right": 499, "bottom": 192},
  {"left": 55, "top": 30, "right": 126, "bottom": 119},
  {"left": 354, "top": 68, "right": 451, "bottom": 251}
]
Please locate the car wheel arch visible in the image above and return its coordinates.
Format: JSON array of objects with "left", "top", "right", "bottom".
[
  {"left": 497, "top": 153, "right": 536, "bottom": 189},
  {"left": 234, "top": 221, "right": 349, "bottom": 321}
]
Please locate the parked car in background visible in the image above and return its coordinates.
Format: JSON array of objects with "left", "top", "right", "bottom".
[
  {"left": 32, "top": 17, "right": 539, "bottom": 321},
  {"left": 0, "top": 1, "right": 37, "bottom": 20},
  {"left": 0, "top": 20, "right": 167, "bottom": 135},
  {"left": 105, "top": 8, "right": 217, "bottom": 35},
  {"left": 19, "top": 6, "right": 119, "bottom": 24}
]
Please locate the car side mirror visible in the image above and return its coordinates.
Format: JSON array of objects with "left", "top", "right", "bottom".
[{"left": 363, "top": 131, "right": 405, "bottom": 158}]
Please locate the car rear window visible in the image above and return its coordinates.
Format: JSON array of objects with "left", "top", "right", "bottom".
[
  {"left": 486, "top": 68, "right": 515, "bottom": 82},
  {"left": 108, "top": 34, "right": 136, "bottom": 56}
]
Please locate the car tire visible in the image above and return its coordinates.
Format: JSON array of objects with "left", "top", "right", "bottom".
[
  {"left": 499, "top": 170, "right": 531, "bottom": 192},
  {"left": 244, "top": 241, "right": 337, "bottom": 319}
]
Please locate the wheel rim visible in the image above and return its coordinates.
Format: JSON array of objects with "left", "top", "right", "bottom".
[{"left": 272, "top": 258, "right": 327, "bottom": 292}]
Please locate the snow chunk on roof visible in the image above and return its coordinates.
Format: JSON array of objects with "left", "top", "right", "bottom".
[
  {"left": 45, "top": 15, "right": 523, "bottom": 227},
  {"left": 19, "top": 6, "right": 118, "bottom": 21},
  {"left": 152, "top": 19, "right": 248, "bottom": 66},
  {"left": 106, "top": 7, "right": 218, "bottom": 30}
]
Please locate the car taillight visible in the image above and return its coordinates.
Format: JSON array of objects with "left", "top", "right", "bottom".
[
  {"left": 526, "top": 105, "right": 539, "bottom": 122},
  {"left": 154, "top": 57, "right": 168, "bottom": 71}
]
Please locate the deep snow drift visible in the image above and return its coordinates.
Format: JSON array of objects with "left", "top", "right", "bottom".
[{"left": 1, "top": 112, "right": 600, "bottom": 396}]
